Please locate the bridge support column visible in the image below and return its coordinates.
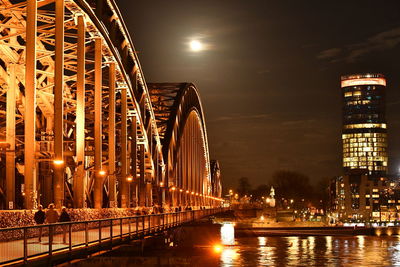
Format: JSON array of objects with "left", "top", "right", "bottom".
[
  {"left": 74, "top": 15, "right": 86, "bottom": 208},
  {"left": 146, "top": 183, "right": 152, "bottom": 207},
  {"left": 93, "top": 38, "right": 103, "bottom": 209},
  {"left": 24, "top": 0, "right": 37, "bottom": 210},
  {"left": 6, "top": 64, "right": 16, "bottom": 209},
  {"left": 120, "top": 88, "right": 128, "bottom": 208},
  {"left": 130, "top": 116, "right": 137, "bottom": 207},
  {"left": 108, "top": 63, "right": 116, "bottom": 208},
  {"left": 138, "top": 144, "right": 146, "bottom": 206},
  {"left": 54, "top": 0, "right": 65, "bottom": 208}
]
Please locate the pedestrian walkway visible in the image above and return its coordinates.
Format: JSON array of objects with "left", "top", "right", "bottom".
[{"left": 0, "top": 208, "right": 225, "bottom": 265}]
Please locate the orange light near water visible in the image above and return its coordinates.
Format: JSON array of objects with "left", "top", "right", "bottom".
[{"left": 213, "top": 244, "right": 223, "bottom": 253}]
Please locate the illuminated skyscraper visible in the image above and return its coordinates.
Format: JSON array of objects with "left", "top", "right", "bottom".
[{"left": 341, "top": 74, "right": 388, "bottom": 176}]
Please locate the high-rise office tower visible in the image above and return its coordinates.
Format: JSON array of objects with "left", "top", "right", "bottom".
[{"left": 341, "top": 74, "right": 388, "bottom": 176}]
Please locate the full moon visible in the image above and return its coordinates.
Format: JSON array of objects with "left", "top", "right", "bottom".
[{"left": 190, "top": 40, "right": 203, "bottom": 52}]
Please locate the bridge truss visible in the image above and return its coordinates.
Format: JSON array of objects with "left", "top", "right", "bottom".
[{"left": 0, "top": 0, "right": 222, "bottom": 209}]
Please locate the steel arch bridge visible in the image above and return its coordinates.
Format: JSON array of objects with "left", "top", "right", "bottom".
[{"left": 0, "top": 0, "right": 222, "bottom": 210}]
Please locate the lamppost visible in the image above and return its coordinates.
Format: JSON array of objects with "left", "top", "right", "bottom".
[{"left": 126, "top": 175, "right": 133, "bottom": 208}]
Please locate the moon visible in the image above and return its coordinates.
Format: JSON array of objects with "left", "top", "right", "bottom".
[{"left": 190, "top": 40, "right": 203, "bottom": 52}]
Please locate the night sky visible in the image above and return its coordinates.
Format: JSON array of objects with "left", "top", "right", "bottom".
[{"left": 114, "top": 0, "right": 400, "bottom": 190}]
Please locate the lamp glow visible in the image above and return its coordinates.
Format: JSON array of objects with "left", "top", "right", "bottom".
[
  {"left": 53, "top": 159, "right": 64, "bottom": 166},
  {"left": 213, "top": 244, "right": 223, "bottom": 253}
]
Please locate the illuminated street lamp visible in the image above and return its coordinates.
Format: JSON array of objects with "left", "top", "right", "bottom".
[
  {"left": 160, "top": 182, "right": 164, "bottom": 187},
  {"left": 126, "top": 175, "right": 133, "bottom": 207},
  {"left": 53, "top": 159, "right": 64, "bottom": 166},
  {"left": 99, "top": 170, "right": 106, "bottom": 176},
  {"left": 171, "top": 186, "right": 176, "bottom": 191}
]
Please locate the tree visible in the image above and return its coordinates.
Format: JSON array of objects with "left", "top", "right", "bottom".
[
  {"left": 237, "top": 177, "right": 252, "bottom": 196},
  {"left": 271, "top": 170, "right": 315, "bottom": 203},
  {"left": 251, "top": 184, "right": 270, "bottom": 201}
]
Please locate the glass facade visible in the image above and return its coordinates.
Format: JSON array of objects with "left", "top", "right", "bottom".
[{"left": 341, "top": 74, "right": 388, "bottom": 176}]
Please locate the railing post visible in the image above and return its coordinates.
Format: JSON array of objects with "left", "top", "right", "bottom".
[
  {"left": 120, "top": 218, "right": 123, "bottom": 238},
  {"left": 136, "top": 217, "right": 139, "bottom": 237},
  {"left": 148, "top": 215, "right": 151, "bottom": 233},
  {"left": 69, "top": 224, "right": 72, "bottom": 251},
  {"left": 128, "top": 218, "right": 131, "bottom": 239},
  {"left": 49, "top": 225, "right": 53, "bottom": 257},
  {"left": 85, "top": 222, "right": 89, "bottom": 248},
  {"left": 110, "top": 219, "right": 113, "bottom": 247},
  {"left": 23, "top": 228, "right": 27, "bottom": 263},
  {"left": 98, "top": 220, "right": 102, "bottom": 245}
]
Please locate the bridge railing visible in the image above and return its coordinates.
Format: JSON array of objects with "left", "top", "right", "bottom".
[{"left": 0, "top": 207, "right": 227, "bottom": 265}]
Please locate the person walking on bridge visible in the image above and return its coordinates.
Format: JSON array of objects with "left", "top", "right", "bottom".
[
  {"left": 34, "top": 205, "right": 45, "bottom": 242},
  {"left": 59, "top": 207, "right": 71, "bottom": 244},
  {"left": 45, "top": 203, "right": 59, "bottom": 224}
]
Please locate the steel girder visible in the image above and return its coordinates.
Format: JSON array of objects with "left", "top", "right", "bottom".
[{"left": 0, "top": 0, "right": 222, "bottom": 209}]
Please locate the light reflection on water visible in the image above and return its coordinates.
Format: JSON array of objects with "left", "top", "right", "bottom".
[{"left": 217, "top": 236, "right": 400, "bottom": 267}]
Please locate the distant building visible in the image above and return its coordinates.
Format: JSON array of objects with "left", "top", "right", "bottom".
[
  {"left": 341, "top": 74, "right": 388, "bottom": 176},
  {"left": 329, "top": 175, "right": 400, "bottom": 223},
  {"left": 329, "top": 74, "right": 395, "bottom": 223}
]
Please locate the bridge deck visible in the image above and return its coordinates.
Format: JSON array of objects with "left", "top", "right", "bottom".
[{"left": 0, "top": 208, "right": 225, "bottom": 266}]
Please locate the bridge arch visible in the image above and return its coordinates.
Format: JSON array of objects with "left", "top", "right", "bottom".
[
  {"left": 149, "top": 83, "right": 218, "bottom": 207},
  {"left": 0, "top": 0, "right": 222, "bottom": 210}
]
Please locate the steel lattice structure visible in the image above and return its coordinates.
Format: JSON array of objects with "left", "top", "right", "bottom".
[{"left": 0, "top": 0, "right": 222, "bottom": 210}]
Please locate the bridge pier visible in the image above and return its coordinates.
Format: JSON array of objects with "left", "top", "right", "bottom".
[
  {"left": 93, "top": 38, "right": 104, "bottom": 209},
  {"left": 6, "top": 64, "right": 16, "bottom": 209},
  {"left": 24, "top": 0, "right": 38, "bottom": 210},
  {"left": 120, "top": 88, "right": 128, "bottom": 208},
  {"left": 74, "top": 14, "right": 86, "bottom": 209}
]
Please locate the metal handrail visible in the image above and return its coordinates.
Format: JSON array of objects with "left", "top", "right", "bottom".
[{"left": 0, "top": 207, "right": 227, "bottom": 265}]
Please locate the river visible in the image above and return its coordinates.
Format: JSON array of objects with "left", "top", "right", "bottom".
[
  {"left": 76, "top": 235, "right": 400, "bottom": 266},
  {"left": 214, "top": 235, "right": 400, "bottom": 266}
]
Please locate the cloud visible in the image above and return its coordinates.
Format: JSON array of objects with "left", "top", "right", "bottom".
[
  {"left": 317, "top": 48, "right": 342, "bottom": 60},
  {"left": 210, "top": 113, "right": 270, "bottom": 122},
  {"left": 317, "top": 26, "right": 400, "bottom": 63}
]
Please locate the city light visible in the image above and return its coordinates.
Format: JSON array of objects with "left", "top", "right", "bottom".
[
  {"left": 126, "top": 176, "right": 133, "bottom": 182},
  {"left": 160, "top": 182, "right": 164, "bottom": 187},
  {"left": 53, "top": 159, "right": 64, "bottom": 166},
  {"left": 213, "top": 244, "right": 223, "bottom": 253},
  {"left": 171, "top": 187, "right": 176, "bottom": 191},
  {"left": 99, "top": 170, "right": 106, "bottom": 176},
  {"left": 221, "top": 223, "right": 235, "bottom": 245}
]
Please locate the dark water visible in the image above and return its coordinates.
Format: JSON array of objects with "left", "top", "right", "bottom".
[
  {"left": 78, "top": 235, "right": 400, "bottom": 266},
  {"left": 215, "top": 236, "right": 400, "bottom": 267}
]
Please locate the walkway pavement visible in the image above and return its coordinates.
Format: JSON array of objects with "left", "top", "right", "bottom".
[{"left": 0, "top": 216, "right": 168, "bottom": 264}]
